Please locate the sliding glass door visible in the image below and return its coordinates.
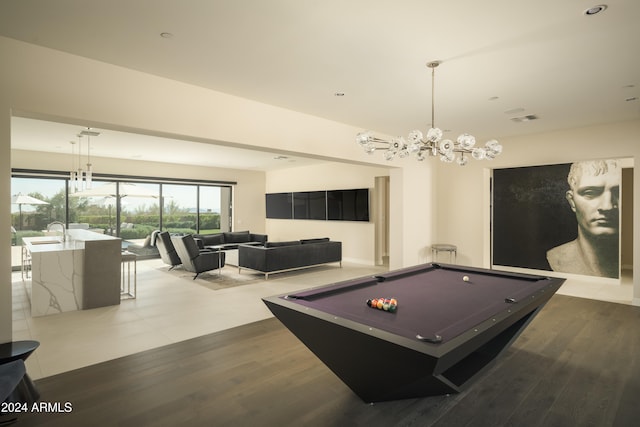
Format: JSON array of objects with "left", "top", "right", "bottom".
[
  {"left": 161, "top": 184, "right": 197, "bottom": 234},
  {"left": 11, "top": 172, "right": 233, "bottom": 268}
]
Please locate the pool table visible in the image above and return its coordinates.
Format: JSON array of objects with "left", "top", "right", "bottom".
[{"left": 262, "top": 263, "right": 565, "bottom": 403}]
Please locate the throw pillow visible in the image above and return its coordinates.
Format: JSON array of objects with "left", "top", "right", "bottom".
[{"left": 224, "top": 231, "right": 251, "bottom": 243}]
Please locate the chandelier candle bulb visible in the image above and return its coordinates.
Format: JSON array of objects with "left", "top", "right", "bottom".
[{"left": 356, "top": 61, "right": 503, "bottom": 165}]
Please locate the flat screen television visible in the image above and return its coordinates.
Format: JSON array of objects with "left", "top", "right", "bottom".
[
  {"left": 265, "top": 192, "right": 293, "bottom": 219},
  {"left": 327, "top": 188, "right": 369, "bottom": 221},
  {"left": 293, "top": 191, "right": 327, "bottom": 220}
]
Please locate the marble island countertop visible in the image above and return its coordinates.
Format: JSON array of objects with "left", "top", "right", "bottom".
[
  {"left": 23, "top": 229, "right": 120, "bottom": 253},
  {"left": 23, "top": 229, "right": 123, "bottom": 317}
]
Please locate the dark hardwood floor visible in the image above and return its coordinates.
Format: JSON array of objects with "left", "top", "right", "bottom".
[{"left": 7, "top": 295, "right": 640, "bottom": 427}]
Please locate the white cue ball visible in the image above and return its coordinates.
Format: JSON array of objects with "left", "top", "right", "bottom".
[{"left": 463, "top": 275, "right": 470, "bottom": 282}]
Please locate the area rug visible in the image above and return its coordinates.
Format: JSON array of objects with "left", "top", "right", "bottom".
[{"left": 157, "top": 265, "right": 266, "bottom": 291}]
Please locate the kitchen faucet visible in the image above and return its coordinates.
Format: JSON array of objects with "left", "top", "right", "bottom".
[{"left": 47, "top": 221, "right": 67, "bottom": 242}]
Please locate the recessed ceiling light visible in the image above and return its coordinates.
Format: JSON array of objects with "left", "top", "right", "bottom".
[
  {"left": 334, "top": 92, "right": 345, "bottom": 97},
  {"left": 583, "top": 4, "right": 607, "bottom": 16},
  {"left": 511, "top": 115, "right": 539, "bottom": 123},
  {"left": 160, "top": 32, "right": 173, "bottom": 38}
]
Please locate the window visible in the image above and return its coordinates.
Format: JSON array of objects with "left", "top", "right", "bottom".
[
  {"left": 162, "top": 184, "right": 197, "bottom": 234},
  {"left": 11, "top": 177, "right": 66, "bottom": 235},
  {"left": 199, "top": 185, "right": 226, "bottom": 233},
  {"left": 11, "top": 170, "right": 234, "bottom": 267}
]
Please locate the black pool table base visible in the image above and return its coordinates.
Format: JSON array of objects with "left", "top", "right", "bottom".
[{"left": 263, "top": 263, "right": 564, "bottom": 403}]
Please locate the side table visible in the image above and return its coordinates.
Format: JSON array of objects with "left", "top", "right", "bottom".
[
  {"left": 205, "top": 246, "right": 225, "bottom": 276},
  {"left": 431, "top": 244, "right": 457, "bottom": 263},
  {"left": 121, "top": 251, "right": 137, "bottom": 299},
  {"left": 0, "top": 340, "right": 40, "bottom": 404}
]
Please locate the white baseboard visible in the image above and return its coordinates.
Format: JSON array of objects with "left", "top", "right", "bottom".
[{"left": 342, "top": 257, "right": 376, "bottom": 266}]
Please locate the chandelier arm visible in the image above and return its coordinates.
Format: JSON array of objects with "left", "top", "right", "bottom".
[
  {"left": 367, "top": 137, "right": 396, "bottom": 150},
  {"left": 369, "top": 136, "right": 391, "bottom": 144}
]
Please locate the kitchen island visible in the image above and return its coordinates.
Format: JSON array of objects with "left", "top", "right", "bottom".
[{"left": 22, "top": 230, "right": 122, "bottom": 317}]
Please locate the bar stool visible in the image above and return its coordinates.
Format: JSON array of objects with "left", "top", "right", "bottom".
[
  {"left": 21, "top": 245, "right": 31, "bottom": 280},
  {"left": 121, "top": 251, "right": 137, "bottom": 299},
  {"left": 431, "top": 244, "right": 457, "bottom": 263}
]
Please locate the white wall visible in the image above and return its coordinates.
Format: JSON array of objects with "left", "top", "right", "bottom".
[
  {"left": 390, "top": 162, "right": 436, "bottom": 269},
  {"left": 265, "top": 161, "right": 436, "bottom": 268},
  {"left": 266, "top": 162, "right": 390, "bottom": 264}
]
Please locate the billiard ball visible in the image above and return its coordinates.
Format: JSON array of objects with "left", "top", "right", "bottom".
[{"left": 463, "top": 275, "right": 470, "bottom": 282}]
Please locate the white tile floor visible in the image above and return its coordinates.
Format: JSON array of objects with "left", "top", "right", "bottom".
[
  {"left": 11, "top": 258, "right": 634, "bottom": 381},
  {"left": 11, "top": 259, "right": 388, "bottom": 380}
]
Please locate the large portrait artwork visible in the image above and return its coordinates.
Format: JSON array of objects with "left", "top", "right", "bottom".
[{"left": 493, "top": 159, "right": 620, "bottom": 278}]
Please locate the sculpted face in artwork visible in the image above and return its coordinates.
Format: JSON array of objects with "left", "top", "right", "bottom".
[{"left": 546, "top": 160, "right": 620, "bottom": 278}]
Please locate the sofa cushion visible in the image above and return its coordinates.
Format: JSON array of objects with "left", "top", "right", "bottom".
[
  {"left": 197, "top": 233, "right": 224, "bottom": 246},
  {"left": 265, "top": 240, "right": 301, "bottom": 248},
  {"left": 300, "top": 237, "right": 330, "bottom": 244},
  {"left": 224, "top": 231, "right": 251, "bottom": 243}
]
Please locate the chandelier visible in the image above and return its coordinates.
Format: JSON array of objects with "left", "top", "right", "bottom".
[
  {"left": 356, "top": 61, "right": 502, "bottom": 166},
  {"left": 69, "top": 128, "right": 99, "bottom": 192}
]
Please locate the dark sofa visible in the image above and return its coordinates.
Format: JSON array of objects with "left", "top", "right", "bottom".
[
  {"left": 238, "top": 238, "right": 342, "bottom": 279},
  {"left": 193, "top": 230, "right": 267, "bottom": 250}
]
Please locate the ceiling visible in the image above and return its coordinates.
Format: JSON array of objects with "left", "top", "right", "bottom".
[
  {"left": 1, "top": 0, "right": 639, "bottom": 170},
  {"left": 10, "top": 116, "right": 324, "bottom": 171}
]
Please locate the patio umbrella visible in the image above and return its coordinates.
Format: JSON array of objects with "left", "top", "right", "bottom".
[
  {"left": 91, "top": 196, "right": 128, "bottom": 233},
  {"left": 11, "top": 193, "right": 50, "bottom": 230},
  {"left": 71, "top": 183, "right": 159, "bottom": 236},
  {"left": 70, "top": 182, "right": 159, "bottom": 199}
]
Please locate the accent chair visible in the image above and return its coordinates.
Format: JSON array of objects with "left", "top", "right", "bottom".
[
  {"left": 156, "top": 231, "right": 181, "bottom": 270},
  {"left": 172, "top": 234, "right": 226, "bottom": 279}
]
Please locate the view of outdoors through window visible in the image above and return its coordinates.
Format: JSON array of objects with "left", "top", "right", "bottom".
[{"left": 11, "top": 174, "right": 232, "bottom": 267}]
